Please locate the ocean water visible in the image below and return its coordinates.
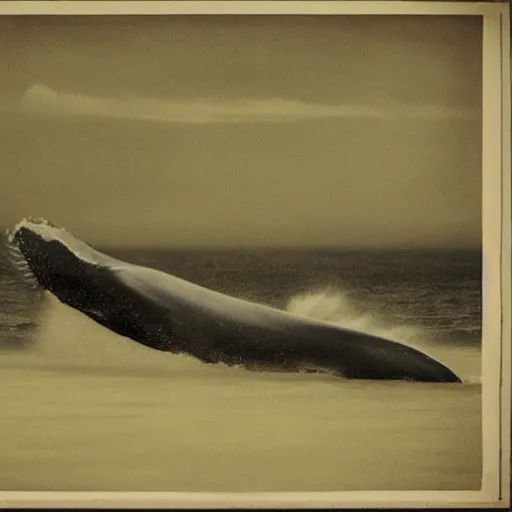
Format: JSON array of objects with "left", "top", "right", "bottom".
[{"left": 0, "top": 244, "right": 482, "bottom": 492}]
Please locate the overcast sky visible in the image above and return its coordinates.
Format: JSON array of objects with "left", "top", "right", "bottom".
[{"left": 0, "top": 15, "right": 482, "bottom": 248}]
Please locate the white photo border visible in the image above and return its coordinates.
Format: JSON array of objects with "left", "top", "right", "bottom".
[{"left": 0, "top": 1, "right": 509, "bottom": 509}]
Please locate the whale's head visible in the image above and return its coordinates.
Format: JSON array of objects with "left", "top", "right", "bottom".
[
  {"left": 6, "top": 219, "right": 71, "bottom": 291},
  {"left": 5, "top": 218, "right": 174, "bottom": 350},
  {"left": 6, "top": 218, "right": 117, "bottom": 295}
]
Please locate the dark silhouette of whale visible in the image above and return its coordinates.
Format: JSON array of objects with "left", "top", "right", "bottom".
[{"left": 6, "top": 218, "right": 462, "bottom": 383}]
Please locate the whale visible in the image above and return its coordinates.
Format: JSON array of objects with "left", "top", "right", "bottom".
[{"left": 5, "top": 218, "right": 462, "bottom": 383}]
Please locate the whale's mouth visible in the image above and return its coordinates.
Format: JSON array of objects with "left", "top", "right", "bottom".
[
  {"left": 5, "top": 233, "right": 40, "bottom": 290},
  {"left": 4, "top": 218, "right": 65, "bottom": 290}
]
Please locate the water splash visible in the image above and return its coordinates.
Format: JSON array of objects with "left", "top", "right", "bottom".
[{"left": 286, "top": 288, "right": 421, "bottom": 344}]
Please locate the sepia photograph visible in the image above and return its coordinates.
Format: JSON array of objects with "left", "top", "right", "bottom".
[{"left": 0, "top": 1, "right": 509, "bottom": 509}]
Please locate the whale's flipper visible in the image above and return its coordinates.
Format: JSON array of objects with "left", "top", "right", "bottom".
[{"left": 6, "top": 218, "right": 462, "bottom": 383}]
